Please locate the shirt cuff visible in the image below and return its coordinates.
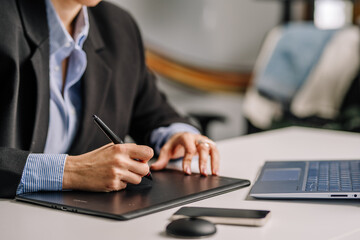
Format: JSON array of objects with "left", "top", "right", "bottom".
[
  {"left": 150, "top": 123, "right": 200, "bottom": 156},
  {"left": 16, "top": 153, "right": 67, "bottom": 195}
]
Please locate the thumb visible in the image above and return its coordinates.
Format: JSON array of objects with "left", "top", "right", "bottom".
[{"left": 150, "top": 146, "right": 171, "bottom": 170}]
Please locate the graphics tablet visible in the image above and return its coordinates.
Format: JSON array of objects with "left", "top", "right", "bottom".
[{"left": 16, "top": 170, "right": 250, "bottom": 220}]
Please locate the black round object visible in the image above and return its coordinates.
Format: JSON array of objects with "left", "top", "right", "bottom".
[{"left": 166, "top": 218, "right": 216, "bottom": 238}]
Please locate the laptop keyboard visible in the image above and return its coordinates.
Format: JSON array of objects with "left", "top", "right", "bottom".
[{"left": 305, "top": 161, "right": 360, "bottom": 192}]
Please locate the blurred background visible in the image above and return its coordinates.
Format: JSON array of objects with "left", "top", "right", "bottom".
[{"left": 108, "top": 0, "right": 360, "bottom": 140}]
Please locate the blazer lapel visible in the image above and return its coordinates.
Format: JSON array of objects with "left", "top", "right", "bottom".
[
  {"left": 29, "top": 45, "right": 50, "bottom": 153},
  {"left": 68, "top": 10, "right": 112, "bottom": 154},
  {"left": 18, "top": 0, "right": 112, "bottom": 154},
  {"left": 18, "top": 0, "right": 50, "bottom": 152}
]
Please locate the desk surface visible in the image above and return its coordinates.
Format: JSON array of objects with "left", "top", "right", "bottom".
[{"left": 1, "top": 127, "right": 360, "bottom": 240}]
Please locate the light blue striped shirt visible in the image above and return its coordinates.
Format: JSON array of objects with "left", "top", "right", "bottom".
[{"left": 16, "top": 1, "right": 199, "bottom": 195}]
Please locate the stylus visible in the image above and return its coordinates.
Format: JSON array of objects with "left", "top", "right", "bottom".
[
  {"left": 93, "top": 115, "right": 152, "bottom": 179},
  {"left": 93, "top": 114, "right": 123, "bottom": 144}
]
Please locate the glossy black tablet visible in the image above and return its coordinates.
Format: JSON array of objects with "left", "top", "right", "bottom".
[{"left": 16, "top": 170, "right": 250, "bottom": 220}]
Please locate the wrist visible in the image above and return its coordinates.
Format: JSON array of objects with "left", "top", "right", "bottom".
[{"left": 63, "top": 155, "right": 78, "bottom": 190}]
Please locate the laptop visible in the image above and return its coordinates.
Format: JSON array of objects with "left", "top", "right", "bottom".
[
  {"left": 250, "top": 160, "right": 360, "bottom": 199},
  {"left": 16, "top": 169, "right": 250, "bottom": 220}
]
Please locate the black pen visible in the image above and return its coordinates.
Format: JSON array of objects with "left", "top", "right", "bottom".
[
  {"left": 93, "top": 115, "right": 123, "bottom": 144},
  {"left": 93, "top": 115, "right": 152, "bottom": 180}
]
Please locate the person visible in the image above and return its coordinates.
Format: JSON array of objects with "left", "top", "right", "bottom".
[{"left": 0, "top": 0, "right": 220, "bottom": 198}]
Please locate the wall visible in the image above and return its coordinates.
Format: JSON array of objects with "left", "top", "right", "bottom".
[
  {"left": 106, "top": 0, "right": 282, "bottom": 139},
  {"left": 108, "top": 0, "right": 281, "bottom": 71}
]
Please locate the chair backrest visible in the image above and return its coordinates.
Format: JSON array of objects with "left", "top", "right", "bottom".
[{"left": 243, "top": 23, "right": 360, "bottom": 132}]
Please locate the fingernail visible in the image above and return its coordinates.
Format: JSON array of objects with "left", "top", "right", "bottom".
[{"left": 185, "top": 166, "right": 191, "bottom": 175}]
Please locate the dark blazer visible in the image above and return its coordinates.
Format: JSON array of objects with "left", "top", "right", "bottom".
[{"left": 0, "top": 0, "right": 189, "bottom": 198}]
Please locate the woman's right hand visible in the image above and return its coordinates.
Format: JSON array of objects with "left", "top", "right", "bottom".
[{"left": 62, "top": 143, "right": 153, "bottom": 192}]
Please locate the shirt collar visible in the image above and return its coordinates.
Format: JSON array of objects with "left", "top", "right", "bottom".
[{"left": 45, "top": 0, "right": 89, "bottom": 55}]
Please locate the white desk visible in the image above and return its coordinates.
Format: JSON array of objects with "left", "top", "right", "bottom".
[{"left": 1, "top": 127, "right": 360, "bottom": 240}]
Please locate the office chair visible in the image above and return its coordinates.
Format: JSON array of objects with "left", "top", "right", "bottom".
[
  {"left": 188, "top": 113, "right": 226, "bottom": 137},
  {"left": 243, "top": 22, "right": 360, "bottom": 134}
]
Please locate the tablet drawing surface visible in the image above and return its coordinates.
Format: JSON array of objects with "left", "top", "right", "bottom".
[{"left": 16, "top": 170, "right": 250, "bottom": 220}]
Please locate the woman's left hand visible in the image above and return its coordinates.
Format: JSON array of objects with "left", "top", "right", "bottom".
[{"left": 150, "top": 132, "right": 219, "bottom": 176}]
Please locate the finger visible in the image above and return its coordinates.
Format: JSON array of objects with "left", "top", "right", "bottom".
[
  {"left": 113, "top": 144, "right": 154, "bottom": 162},
  {"left": 209, "top": 144, "right": 220, "bottom": 175},
  {"left": 126, "top": 159, "right": 150, "bottom": 177},
  {"left": 109, "top": 152, "right": 149, "bottom": 177},
  {"left": 105, "top": 179, "right": 128, "bottom": 192},
  {"left": 182, "top": 152, "right": 193, "bottom": 175},
  {"left": 119, "top": 181, "right": 127, "bottom": 190},
  {"left": 197, "top": 142, "right": 210, "bottom": 176},
  {"left": 112, "top": 181, "right": 128, "bottom": 192},
  {"left": 181, "top": 134, "right": 197, "bottom": 175},
  {"left": 120, "top": 169, "right": 143, "bottom": 185},
  {"left": 150, "top": 144, "right": 171, "bottom": 170}
]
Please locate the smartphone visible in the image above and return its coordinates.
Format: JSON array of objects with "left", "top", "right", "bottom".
[{"left": 170, "top": 207, "right": 271, "bottom": 227}]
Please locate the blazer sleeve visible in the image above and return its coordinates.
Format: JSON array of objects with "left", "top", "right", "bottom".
[
  {"left": 0, "top": 0, "right": 32, "bottom": 198},
  {"left": 0, "top": 148, "right": 29, "bottom": 198}
]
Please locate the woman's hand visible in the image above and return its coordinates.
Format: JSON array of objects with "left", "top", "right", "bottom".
[
  {"left": 62, "top": 143, "right": 153, "bottom": 192},
  {"left": 150, "top": 132, "right": 219, "bottom": 176}
]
